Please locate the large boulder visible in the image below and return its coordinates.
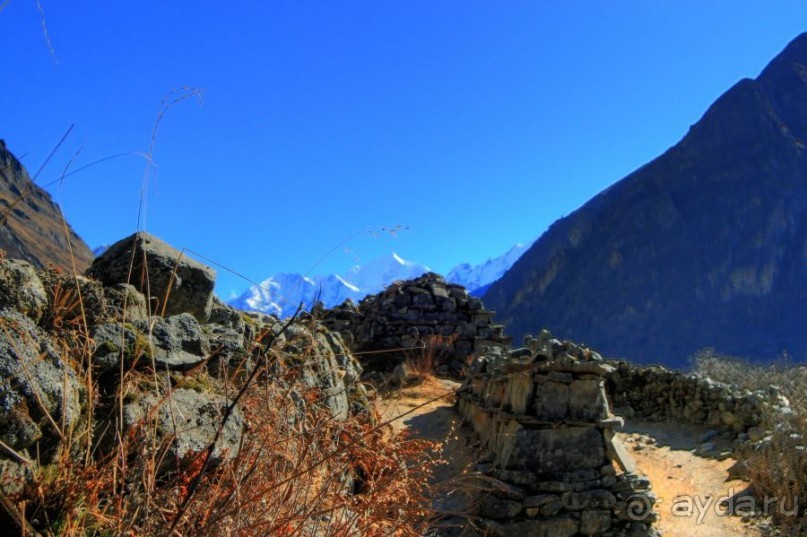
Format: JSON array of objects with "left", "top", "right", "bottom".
[{"left": 86, "top": 232, "right": 216, "bottom": 322}]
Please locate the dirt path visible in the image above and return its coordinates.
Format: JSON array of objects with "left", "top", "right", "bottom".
[
  {"left": 617, "top": 422, "right": 763, "bottom": 537},
  {"left": 378, "top": 380, "right": 764, "bottom": 537},
  {"left": 376, "top": 376, "right": 474, "bottom": 488},
  {"left": 376, "top": 377, "right": 482, "bottom": 534}
]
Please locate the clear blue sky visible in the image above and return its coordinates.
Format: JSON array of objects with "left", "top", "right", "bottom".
[{"left": 3, "top": 2, "right": 807, "bottom": 297}]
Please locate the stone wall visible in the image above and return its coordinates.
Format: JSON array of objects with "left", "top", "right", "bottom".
[
  {"left": 320, "top": 273, "right": 511, "bottom": 377},
  {"left": 457, "top": 332, "right": 658, "bottom": 537},
  {"left": 604, "top": 361, "right": 786, "bottom": 435}
]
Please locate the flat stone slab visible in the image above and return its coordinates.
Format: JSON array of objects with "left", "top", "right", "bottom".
[{"left": 500, "top": 425, "right": 606, "bottom": 472}]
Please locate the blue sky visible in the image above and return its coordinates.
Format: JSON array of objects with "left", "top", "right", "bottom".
[{"left": 3, "top": 2, "right": 807, "bottom": 297}]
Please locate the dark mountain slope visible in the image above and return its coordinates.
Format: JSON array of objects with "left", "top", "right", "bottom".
[
  {"left": 0, "top": 141, "right": 93, "bottom": 271},
  {"left": 484, "top": 33, "right": 807, "bottom": 367}
]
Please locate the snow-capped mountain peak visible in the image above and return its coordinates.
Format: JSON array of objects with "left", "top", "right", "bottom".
[
  {"left": 228, "top": 241, "right": 532, "bottom": 318},
  {"left": 229, "top": 253, "right": 431, "bottom": 319},
  {"left": 445, "top": 241, "right": 534, "bottom": 295}
]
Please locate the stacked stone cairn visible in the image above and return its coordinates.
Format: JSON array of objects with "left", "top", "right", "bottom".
[
  {"left": 320, "top": 273, "right": 511, "bottom": 378},
  {"left": 457, "top": 330, "right": 659, "bottom": 537}
]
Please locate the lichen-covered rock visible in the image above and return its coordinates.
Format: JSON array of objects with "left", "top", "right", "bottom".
[
  {"left": 86, "top": 232, "right": 216, "bottom": 322},
  {"left": 0, "top": 310, "right": 83, "bottom": 456},
  {"left": 123, "top": 387, "right": 243, "bottom": 465},
  {"left": 103, "top": 283, "right": 149, "bottom": 322},
  {"left": 135, "top": 313, "right": 210, "bottom": 371},
  {"left": 278, "top": 322, "right": 368, "bottom": 420},
  {"left": 91, "top": 322, "right": 152, "bottom": 374},
  {"left": 205, "top": 323, "right": 248, "bottom": 375},
  {"left": 0, "top": 259, "right": 47, "bottom": 322}
]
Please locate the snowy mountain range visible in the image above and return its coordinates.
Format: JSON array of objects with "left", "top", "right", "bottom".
[
  {"left": 229, "top": 242, "right": 532, "bottom": 318},
  {"left": 446, "top": 242, "right": 532, "bottom": 297}
]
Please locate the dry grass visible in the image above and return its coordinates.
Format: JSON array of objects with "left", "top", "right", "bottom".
[
  {"left": 402, "top": 334, "right": 459, "bottom": 383},
  {"left": 693, "top": 349, "right": 807, "bottom": 534},
  {"left": 2, "top": 283, "right": 443, "bottom": 536}
]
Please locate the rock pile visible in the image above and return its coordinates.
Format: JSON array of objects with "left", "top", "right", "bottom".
[
  {"left": 320, "top": 273, "right": 510, "bottom": 377},
  {"left": 457, "top": 330, "right": 658, "bottom": 537},
  {"left": 0, "top": 232, "right": 370, "bottom": 497},
  {"left": 604, "top": 361, "right": 785, "bottom": 435}
]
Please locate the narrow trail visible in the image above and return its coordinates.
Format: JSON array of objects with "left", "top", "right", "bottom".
[
  {"left": 378, "top": 378, "right": 765, "bottom": 537},
  {"left": 616, "top": 422, "right": 764, "bottom": 537},
  {"left": 376, "top": 376, "right": 473, "bottom": 491}
]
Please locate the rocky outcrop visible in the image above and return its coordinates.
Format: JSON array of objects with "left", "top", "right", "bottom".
[
  {"left": 320, "top": 273, "right": 511, "bottom": 377},
  {"left": 484, "top": 33, "right": 807, "bottom": 367},
  {"left": 457, "top": 331, "right": 658, "bottom": 536},
  {"left": 0, "top": 234, "right": 372, "bottom": 502},
  {"left": 0, "top": 141, "right": 93, "bottom": 271}
]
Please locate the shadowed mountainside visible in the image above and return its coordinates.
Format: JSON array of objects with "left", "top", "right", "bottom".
[
  {"left": 0, "top": 140, "right": 93, "bottom": 271},
  {"left": 485, "top": 33, "right": 807, "bottom": 367}
]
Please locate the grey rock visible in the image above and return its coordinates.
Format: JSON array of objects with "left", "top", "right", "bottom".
[
  {"left": 103, "top": 283, "right": 149, "bottom": 322},
  {"left": 391, "top": 362, "right": 418, "bottom": 387},
  {"left": 87, "top": 232, "right": 216, "bottom": 322},
  {"left": 205, "top": 323, "right": 248, "bottom": 375},
  {"left": 123, "top": 387, "right": 243, "bottom": 465},
  {"left": 38, "top": 270, "right": 109, "bottom": 328},
  {"left": 209, "top": 297, "right": 247, "bottom": 333},
  {"left": 533, "top": 380, "right": 569, "bottom": 420},
  {"left": 0, "top": 457, "right": 33, "bottom": 495},
  {"left": 137, "top": 313, "right": 210, "bottom": 371},
  {"left": 0, "top": 259, "right": 47, "bottom": 322},
  {"left": 580, "top": 509, "right": 612, "bottom": 535},
  {"left": 504, "top": 426, "right": 605, "bottom": 472},
  {"left": 568, "top": 379, "right": 610, "bottom": 421},
  {"left": 479, "top": 495, "right": 522, "bottom": 518},
  {"left": 91, "top": 322, "right": 152, "bottom": 373},
  {"left": 523, "top": 494, "right": 563, "bottom": 517},
  {"left": 481, "top": 516, "right": 578, "bottom": 537},
  {"left": 562, "top": 489, "right": 616, "bottom": 510},
  {"left": 0, "top": 310, "right": 83, "bottom": 456},
  {"left": 523, "top": 494, "right": 561, "bottom": 509},
  {"left": 278, "top": 322, "right": 368, "bottom": 420}
]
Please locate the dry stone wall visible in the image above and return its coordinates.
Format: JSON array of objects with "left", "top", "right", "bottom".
[
  {"left": 320, "top": 273, "right": 511, "bottom": 377},
  {"left": 604, "top": 361, "right": 785, "bottom": 436},
  {"left": 457, "top": 332, "right": 659, "bottom": 537}
]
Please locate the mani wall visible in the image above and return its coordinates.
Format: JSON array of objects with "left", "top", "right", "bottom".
[
  {"left": 604, "top": 361, "right": 788, "bottom": 435},
  {"left": 456, "top": 332, "right": 659, "bottom": 537}
]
